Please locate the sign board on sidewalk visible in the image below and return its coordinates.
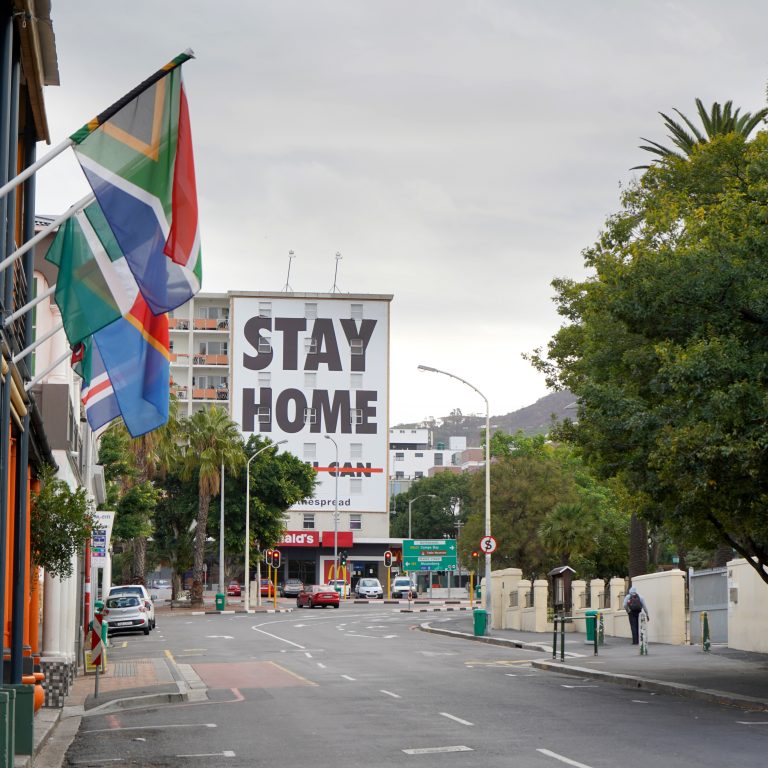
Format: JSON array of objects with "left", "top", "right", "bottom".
[
  {"left": 402, "top": 539, "right": 457, "bottom": 571},
  {"left": 91, "top": 511, "right": 115, "bottom": 566}
]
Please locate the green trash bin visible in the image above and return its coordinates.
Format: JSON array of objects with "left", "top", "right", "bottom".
[
  {"left": 215, "top": 593, "right": 226, "bottom": 611},
  {"left": 4, "top": 684, "right": 32, "bottom": 756},
  {"left": 585, "top": 609, "right": 598, "bottom": 643},
  {"left": 473, "top": 609, "right": 488, "bottom": 636},
  {"left": 475, "top": 584, "right": 482, "bottom": 601}
]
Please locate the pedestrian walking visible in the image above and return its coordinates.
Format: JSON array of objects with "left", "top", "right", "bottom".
[{"left": 623, "top": 585, "right": 649, "bottom": 644}]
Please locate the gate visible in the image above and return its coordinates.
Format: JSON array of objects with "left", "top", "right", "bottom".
[{"left": 689, "top": 567, "right": 728, "bottom": 644}]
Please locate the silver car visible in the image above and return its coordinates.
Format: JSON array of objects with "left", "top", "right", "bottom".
[
  {"left": 355, "top": 578, "right": 383, "bottom": 599},
  {"left": 104, "top": 595, "right": 150, "bottom": 635}
]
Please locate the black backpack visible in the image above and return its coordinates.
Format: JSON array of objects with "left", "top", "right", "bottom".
[{"left": 627, "top": 592, "right": 642, "bottom": 612}]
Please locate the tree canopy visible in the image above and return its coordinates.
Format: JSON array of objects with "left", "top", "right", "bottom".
[{"left": 532, "top": 129, "right": 768, "bottom": 583}]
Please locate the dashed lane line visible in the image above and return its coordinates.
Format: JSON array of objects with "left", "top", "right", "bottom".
[
  {"left": 380, "top": 690, "right": 401, "bottom": 698},
  {"left": 537, "top": 748, "right": 594, "bottom": 768},
  {"left": 439, "top": 712, "right": 473, "bottom": 726},
  {"left": 403, "top": 746, "right": 473, "bottom": 755}
]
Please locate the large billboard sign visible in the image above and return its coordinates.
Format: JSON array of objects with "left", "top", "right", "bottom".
[{"left": 231, "top": 294, "right": 390, "bottom": 513}]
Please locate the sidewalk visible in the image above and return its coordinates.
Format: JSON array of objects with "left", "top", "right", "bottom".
[{"left": 421, "top": 613, "right": 768, "bottom": 711}]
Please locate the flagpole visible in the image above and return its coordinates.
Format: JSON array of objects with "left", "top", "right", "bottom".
[
  {"left": 0, "top": 48, "right": 196, "bottom": 201},
  {"left": 12, "top": 322, "right": 63, "bottom": 364},
  {"left": 23, "top": 350, "right": 71, "bottom": 391},
  {"left": 3, "top": 284, "right": 55, "bottom": 328},
  {"left": 0, "top": 192, "right": 94, "bottom": 275},
  {"left": 0, "top": 138, "right": 72, "bottom": 202}
]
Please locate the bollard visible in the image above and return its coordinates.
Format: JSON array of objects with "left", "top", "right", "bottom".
[
  {"left": 552, "top": 616, "right": 559, "bottom": 660},
  {"left": 639, "top": 612, "right": 648, "bottom": 655},
  {"left": 702, "top": 611, "right": 711, "bottom": 653},
  {"left": 593, "top": 617, "right": 598, "bottom": 656},
  {"left": 560, "top": 616, "right": 565, "bottom": 661},
  {"left": 598, "top": 611, "right": 605, "bottom": 646}
]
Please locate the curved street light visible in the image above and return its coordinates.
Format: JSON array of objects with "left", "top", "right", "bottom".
[
  {"left": 407, "top": 494, "right": 438, "bottom": 539},
  {"left": 418, "top": 364, "right": 492, "bottom": 632},
  {"left": 245, "top": 439, "right": 287, "bottom": 610}
]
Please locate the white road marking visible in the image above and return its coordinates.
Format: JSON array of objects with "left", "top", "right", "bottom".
[
  {"left": 205, "top": 635, "right": 233, "bottom": 640},
  {"left": 317, "top": 662, "right": 327, "bottom": 669},
  {"left": 341, "top": 674, "right": 356, "bottom": 681},
  {"left": 380, "top": 690, "right": 401, "bottom": 698},
  {"left": 367, "top": 625, "right": 387, "bottom": 629},
  {"left": 632, "top": 700, "right": 651, "bottom": 704},
  {"left": 251, "top": 627, "right": 305, "bottom": 649},
  {"left": 304, "top": 652, "right": 312, "bottom": 658},
  {"left": 293, "top": 624, "right": 307, "bottom": 628},
  {"left": 737, "top": 721, "right": 768, "bottom": 725},
  {"left": 85, "top": 723, "right": 216, "bottom": 734},
  {"left": 439, "top": 712, "right": 473, "bottom": 726},
  {"left": 177, "top": 750, "right": 235, "bottom": 758},
  {"left": 505, "top": 673, "right": 517, "bottom": 677},
  {"left": 403, "top": 746, "right": 473, "bottom": 755},
  {"left": 537, "top": 748, "right": 594, "bottom": 768},
  {"left": 561, "top": 684, "right": 598, "bottom": 689}
]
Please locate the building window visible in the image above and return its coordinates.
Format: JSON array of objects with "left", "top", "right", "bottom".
[
  {"left": 303, "top": 513, "right": 315, "bottom": 529},
  {"left": 305, "top": 372, "right": 317, "bottom": 389},
  {"left": 434, "top": 453, "right": 443, "bottom": 466},
  {"left": 350, "top": 442, "right": 363, "bottom": 459},
  {"left": 258, "top": 372, "right": 271, "bottom": 387},
  {"left": 303, "top": 443, "right": 316, "bottom": 460},
  {"left": 350, "top": 514, "right": 362, "bottom": 531},
  {"left": 258, "top": 302, "right": 272, "bottom": 318},
  {"left": 350, "top": 338, "right": 364, "bottom": 356},
  {"left": 305, "top": 337, "right": 318, "bottom": 354},
  {"left": 350, "top": 373, "right": 363, "bottom": 389},
  {"left": 305, "top": 303, "right": 318, "bottom": 320},
  {"left": 395, "top": 452, "right": 404, "bottom": 462},
  {"left": 304, "top": 407, "right": 316, "bottom": 425},
  {"left": 350, "top": 303, "right": 363, "bottom": 320},
  {"left": 415, "top": 452, "right": 423, "bottom": 457},
  {"left": 257, "top": 407, "right": 271, "bottom": 424},
  {"left": 258, "top": 336, "right": 272, "bottom": 354},
  {"left": 395, "top": 471, "right": 405, "bottom": 480},
  {"left": 415, "top": 471, "right": 424, "bottom": 479},
  {"left": 351, "top": 409, "right": 363, "bottom": 426},
  {"left": 350, "top": 479, "right": 363, "bottom": 495}
]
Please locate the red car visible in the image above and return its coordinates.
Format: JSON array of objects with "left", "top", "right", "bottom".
[
  {"left": 227, "top": 581, "right": 241, "bottom": 596},
  {"left": 260, "top": 578, "right": 275, "bottom": 597},
  {"left": 296, "top": 584, "right": 340, "bottom": 609}
]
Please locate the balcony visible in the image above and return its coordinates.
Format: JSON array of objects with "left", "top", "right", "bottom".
[
  {"left": 171, "top": 386, "right": 189, "bottom": 401},
  {"left": 192, "top": 353, "right": 228, "bottom": 366},
  {"left": 169, "top": 318, "right": 190, "bottom": 330},
  {"left": 192, "top": 387, "right": 230, "bottom": 401}
]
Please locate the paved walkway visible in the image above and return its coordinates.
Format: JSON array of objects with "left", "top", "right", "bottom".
[{"left": 420, "top": 613, "right": 768, "bottom": 710}]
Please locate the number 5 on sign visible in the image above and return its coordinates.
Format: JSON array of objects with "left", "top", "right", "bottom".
[{"left": 479, "top": 535, "right": 497, "bottom": 553}]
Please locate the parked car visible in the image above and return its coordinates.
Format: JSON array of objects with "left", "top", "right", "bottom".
[
  {"left": 328, "top": 579, "right": 350, "bottom": 598},
  {"left": 260, "top": 578, "right": 275, "bottom": 597},
  {"left": 280, "top": 578, "right": 304, "bottom": 597},
  {"left": 391, "top": 576, "right": 416, "bottom": 599},
  {"left": 108, "top": 584, "right": 156, "bottom": 630},
  {"left": 103, "top": 594, "right": 150, "bottom": 635},
  {"left": 355, "top": 578, "right": 383, "bottom": 599},
  {"left": 296, "top": 584, "right": 340, "bottom": 609},
  {"left": 227, "top": 581, "right": 241, "bottom": 596}
]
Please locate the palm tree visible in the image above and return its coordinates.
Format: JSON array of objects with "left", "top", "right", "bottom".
[
  {"left": 635, "top": 98, "right": 768, "bottom": 168},
  {"left": 180, "top": 406, "right": 244, "bottom": 606}
]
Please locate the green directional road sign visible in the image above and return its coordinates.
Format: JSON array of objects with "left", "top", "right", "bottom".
[{"left": 402, "top": 539, "right": 458, "bottom": 571}]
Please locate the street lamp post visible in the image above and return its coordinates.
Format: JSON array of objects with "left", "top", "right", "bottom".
[
  {"left": 407, "top": 494, "right": 437, "bottom": 539},
  {"left": 324, "top": 435, "right": 339, "bottom": 584},
  {"left": 418, "top": 364, "right": 492, "bottom": 632},
  {"left": 245, "top": 440, "right": 287, "bottom": 611}
]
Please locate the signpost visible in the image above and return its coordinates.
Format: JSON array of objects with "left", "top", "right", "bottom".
[
  {"left": 402, "top": 539, "right": 457, "bottom": 572},
  {"left": 479, "top": 535, "right": 497, "bottom": 554},
  {"left": 91, "top": 612, "right": 104, "bottom": 698}
]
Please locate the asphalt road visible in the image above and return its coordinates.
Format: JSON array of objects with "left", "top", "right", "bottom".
[{"left": 65, "top": 604, "right": 768, "bottom": 767}]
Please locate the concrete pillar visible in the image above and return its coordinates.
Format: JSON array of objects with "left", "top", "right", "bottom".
[
  {"left": 533, "top": 579, "right": 549, "bottom": 632},
  {"left": 590, "top": 578, "right": 604, "bottom": 609},
  {"left": 42, "top": 572, "right": 62, "bottom": 656},
  {"left": 571, "top": 579, "right": 587, "bottom": 611},
  {"left": 609, "top": 577, "right": 625, "bottom": 611}
]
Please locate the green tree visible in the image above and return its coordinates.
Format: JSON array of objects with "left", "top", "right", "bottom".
[
  {"left": 30, "top": 464, "right": 93, "bottom": 579},
  {"left": 533, "top": 128, "right": 768, "bottom": 584},
  {"left": 180, "top": 406, "right": 244, "bottom": 605},
  {"left": 636, "top": 98, "right": 768, "bottom": 167}
]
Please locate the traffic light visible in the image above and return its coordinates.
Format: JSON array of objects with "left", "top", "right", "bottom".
[
  {"left": 266, "top": 548, "right": 274, "bottom": 565},
  {"left": 339, "top": 551, "right": 347, "bottom": 567},
  {"left": 272, "top": 549, "right": 281, "bottom": 569},
  {"left": 383, "top": 550, "right": 392, "bottom": 568}
]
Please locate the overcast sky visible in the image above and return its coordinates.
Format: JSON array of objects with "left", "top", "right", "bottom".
[{"left": 36, "top": 2, "right": 768, "bottom": 426}]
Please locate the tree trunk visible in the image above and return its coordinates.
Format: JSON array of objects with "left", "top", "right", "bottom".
[
  {"left": 629, "top": 513, "right": 648, "bottom": 578},
  {"left": 191, "top": 491, "right": 211, "bottom": 607},
  {"left": 131, "top": 536, "right": 147, "bottom": 584}
]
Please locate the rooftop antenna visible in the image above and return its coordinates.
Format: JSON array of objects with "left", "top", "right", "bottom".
[
  {"left": 330, "top": 251, "right": 342, "bottom": 293},
  {"left": 282, "top": 250, "right": 295, "bottom": 293}
]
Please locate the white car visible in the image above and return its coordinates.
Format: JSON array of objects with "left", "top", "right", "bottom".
[
  {"left": 355, "top": 578, "right": 383, "bottom": 599},
  {"left": 391, "top": 575, "right": 417, "bottom": 599},
  {"left": 328, "top": 579, "right": 350, "bottom": 598},
  {"left": 108, "top": 584, "right": 156, "bottom": 630}
]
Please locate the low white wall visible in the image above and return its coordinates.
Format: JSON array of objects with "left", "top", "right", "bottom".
[
  {"left": 727, "top": 559, "right": 768, "bottom": 653},
  {"left": 632, "top": 569, "right": 687, "bottom": 644},
  {"left": 493, "top": 568, "right": 522, "bottom": 630}
]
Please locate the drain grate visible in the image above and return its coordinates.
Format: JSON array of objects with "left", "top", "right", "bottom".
[{"left": 113, "top": 661, "right": 137, "bottom": 677}]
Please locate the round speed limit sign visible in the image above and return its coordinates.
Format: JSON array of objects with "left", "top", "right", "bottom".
[{"left": 479, "top": 535, "right": 497, "bottom": 554}]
